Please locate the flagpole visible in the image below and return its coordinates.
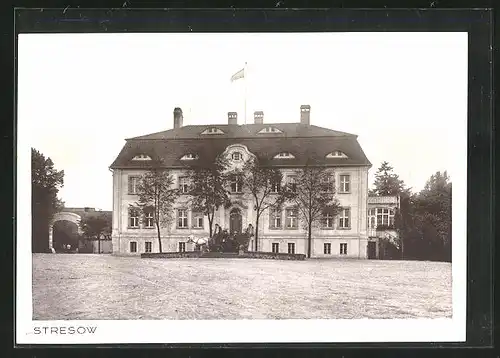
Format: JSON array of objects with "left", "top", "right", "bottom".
[{"left": 244, "top": 62, "right": 248, "bottom": 125}]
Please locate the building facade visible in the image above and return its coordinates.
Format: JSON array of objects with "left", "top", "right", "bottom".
[{"left": 109, "top": 106, "right": 373, "bottom": 258}]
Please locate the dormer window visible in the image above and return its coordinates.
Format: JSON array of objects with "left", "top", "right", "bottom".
[
  {"left": 273, "top": 152, "right": 295, "bottom": 159},
  {"left": 231, "top": 152, "right": 242, "bottom": 161},
  {"left": 132, "top": 154, "right": 152, "bottom": 161},
  {"left": 201, "top": 127, "right": 225, "bottom": 135},
  {"left": 180, "top": 153, "right": 199, "bottom": 161},
  {"left": 326, "top": 151, "right": 348, "bottom": 158},
  {"left": 258, "top": 127, "right": 283, "bottom": 134}
]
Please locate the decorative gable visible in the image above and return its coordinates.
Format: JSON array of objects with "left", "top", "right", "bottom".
[
  {"left": 273, "top": 152, "right": 295, "bottom": 159},
  {"left": 326, "top": 151, "right": 348, "bottom": 158},
  {"left": 131, "top": 154, "right": 152, "bottom": 161},
  {"left": 180, "top": 153, "right": 199, "bottom": 161},
  {"left": 201, "top": 127, "right": 225, "bottom": 135},
  {"left": 257, "top": 126, "right": 283, "bottom": 134}
]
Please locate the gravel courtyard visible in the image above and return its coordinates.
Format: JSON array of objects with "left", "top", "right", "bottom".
[{"left": 32, "top": 254, "right": 452, "bottom": 320}]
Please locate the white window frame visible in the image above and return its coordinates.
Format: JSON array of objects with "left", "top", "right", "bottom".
[
  {"left": 285, "top": 208, "right": 298, "bottom": 229},
  {"left": 177, "top": 209, "right": 188, "bottom": 228},
  {"left": 231, "top": 152, "right": 242, "bottom": 161},
  {"left": 144, "top": 211, "right": 154, "bottom": 228},
  {"left": 270, "top": 179, "right": 281, "bottom": 193},
  {"left": 323, "top": 212, "right": 334, "bottom": 228},
  {"left": 179, "top": 242, "right": 186, "bottom": 252},
  {"left": 145, "top": 241, "right": 152, "bottom": 253},
  {"left": 376, "top": 208, "right": 396, "bottom": 227},
  {"left": 339, "top": 174, "right": 350, "bottom": 193},
  {"left": 192, "top": 212, "right": 204, "bottom": 229},
  {"left": 128, "top": 176, "right": 140, "bottom": 195},
  {"left": 286, "top": 175, "right": 297, "bottom": 192},
  {"left": 338, "top": 208, "right": 351, "bottom": 229},
  {"left": 324, "top": 243, "right": 331, "bottom": 254},
  {"left": 230, "top": 175, "right": 243, "bottom": 193},
  {"left": 270, "top": 207, "right": 282, "bottom": 229},
  {"left": 179, "top": 176, "right": 189, "bottom": 193},
  {"left": 340, "top": 243, "right": 348, "bottom": 255},
  {"left": 128, "top": 208, "right": 140, "bottom": 228},
  {"left": 272, "top": 243, "right": 279, "bottom": 253},
  {"left": 287, "top": 242, "right": 295, "bottom": 254},
  {"left": 130, "top": 241, "right": 137, "bottom": 253}
]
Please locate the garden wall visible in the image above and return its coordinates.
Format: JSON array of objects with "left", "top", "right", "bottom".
[{"left": 141, "top": 251, "right": 306, "bottom": 261}]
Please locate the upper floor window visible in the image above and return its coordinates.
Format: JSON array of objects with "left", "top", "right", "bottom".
[
  {"left": 144, "top": 210, "right": 154, "bottom": 228},
  {"left": 285, "top": 208, "right": 298, "bottom": 229},
  {"left": 376, "top": 208, "right": 395, "bottom": 227},
  {"left": 258, "top": 127, "right": 283, "bottom": 134},
  {"left": 274, "top": 152, "right": 295, "bottom": 159},
  {"left": 286, "top": 175, "right": 297, "bottom": 192},
  {"left": 323, "top": 212, "right": 334, "bottom": 228},
  {"left": 128, "top": 208, "right": 140, "bottom": 228},
  {"left": 180, "top": 153, "right": 198, "bottom": 161},
  {"left": 338, "top": 208, "right": 351, "bottom": 229},
  {"left": 339, "top": 174, "right": 350, "bottom": 193},
  {"left": 179, "top": 176, "right": 189, "bottom": 193},
  {"left": 270, "top": 207, "right": 282, "bottom": 229},
  {"left": 326, "top": 151, "right": 348, "bottom": 159},
  {"left": 270, "top": 179, "right": 281, "bottom": 193},
  {"left": 201, "top": 127, "right": 225, "bottom": 135},
  {"left": 322, "top": 174, "right": 335, "bottom": 193},
  {"left": 132, "top": 154, "right": 152, "bottom": 161},
  {"left": 128, "top": 176, "right": 140, "bottom": 195},
  {"left": 177, "top": 209, "right": 188, "bottom": 228},
  {"left": 231, "top": 152, "right": 242, "bottom": 161},
  {"left": 192, "top": 212, "right": 204, "bottom": 229},
  {"left": 230, "top": 175, "right": 243, "bottom": 193}
]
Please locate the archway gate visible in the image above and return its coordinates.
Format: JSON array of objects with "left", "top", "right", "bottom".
[{"left": 49, "top": 212, "right": 82, "bottom": 253}]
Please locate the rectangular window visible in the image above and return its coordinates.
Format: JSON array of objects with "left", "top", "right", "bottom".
[
  {"left": 270, "top": 207, "right": 282, "bottom": 229},
  {"left": 270, "top": 179, "right": 281, "bottom": 193},
  {"left": 340, "top": 243, "right": 348, "bottom": 255},
  {"left": 286, "top": 175, "right": 297, "bottom": 192},
  {"left": 287, "top": 243, "right": 295, "bottom": 254},
  {"left": 145, "top": 241, "right": 152, "bottom": 253},
  {"left": 230, "top": 175, "right": 243, "bottom": 193},
  {"left": 130, "top": 241, "right": 137, "bottom": 253},
  {"left": 128, "top": 208, "right": 140, "bottom": 228},
  {"left": 285, "top": 208, "right": 298, "bottom": 229},
  {"left": 272, "top": 243, "right": 279, "bottom": 253},
  {"left": 179, "top": 242, "right": 186, "bottom": 252},
  {"left": 323, "top": 212, "right": 334, "bottom": 228},
  {"left": 339, "top": 175, "right": 350, "bottom": 193},
  {"left": 322, "top": 174, "right": 335, "bottom": 192},
  {"left": 144, "top": 211, "right": 154, "bottom": 228},
  {"left": 179, "top": 177, "right": 189, "bottom": 194},
  {"left": 192, "top": 212, "right": 204, "bottom": 229},
  {"left": 177, "top": 209, "right": 188, "bottom": 228},
  {"left": 324, "top": 243, "right": 331, "bottom": 254},
  {"left": 338, "top": 208, "right": 351, "bottom": 229},
  {"left": 128, "top": 176, "right": 140, "bottom": 194},
  {"left": 376, "top": 208, "right": 395, "bottom": 228}
]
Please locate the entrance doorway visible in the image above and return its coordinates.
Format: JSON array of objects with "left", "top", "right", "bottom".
[
  {"left": 367, "top": 241, "right": 377, "bottom": 259},
  {"left": 229, "top": 208, "right": 242, "bottom": 234}
]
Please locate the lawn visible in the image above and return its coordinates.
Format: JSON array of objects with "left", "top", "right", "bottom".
[{"left": 32, "top": 254, "right": 452, "bottom": 320}]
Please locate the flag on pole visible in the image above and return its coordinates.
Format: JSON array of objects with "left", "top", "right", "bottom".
[{"left": 230, "top": 67, "right": 245, "bottom": 82}]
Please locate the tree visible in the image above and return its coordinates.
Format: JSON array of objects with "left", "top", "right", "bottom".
[
  {"left": 241, "top": 158, "right": 290, "bottom": 251},
  {"left": 413, "top": 171, "right": 452, "bottom": 261},
  {"left": 79, "top": 212, "right": 112, "bottom": 253},
  {"left": 135, "top": 165, "right": 179, "bottom": 253},
  {"left": 287, "top": 163, "right": 340, "bottom": 258},
  {"left": 187, "top": 155, "right": 231, "bottom": 238},
  {"left": 32, "top": 148, "right": 64, "bottom": 253},
  {"left": 370, "top": 161, "right": 409, "bottom": 197}
]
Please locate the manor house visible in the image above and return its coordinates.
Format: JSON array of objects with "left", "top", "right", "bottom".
[{"left": 110, "top": 106, "right": 376, "bottom": 258}]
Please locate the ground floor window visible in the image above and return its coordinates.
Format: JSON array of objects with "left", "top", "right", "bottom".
[
  {"left": 324, "top": 243, "right": 331, "bottom": 254},
  {"left": 130, "top": 241, "right": 137, "bottom": 253},
  {"left": 340, "top": 243, "right": 347, "bottom": 255},
  {"left": 145, "top": 241, "right": 152, "bottom": 253},
  {"left": 272, "top": 243, "right": 279, "bottom": 253},
  {"left": 179, "top": 242, "right": 186, "bottom": 252},
  {"left": 287, "top": 242, "right": 295, "bottom": 254}
]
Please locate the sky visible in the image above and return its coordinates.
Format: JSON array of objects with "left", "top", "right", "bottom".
[{"left": 18, "top": 32, "right": 467, "bottom": 211}]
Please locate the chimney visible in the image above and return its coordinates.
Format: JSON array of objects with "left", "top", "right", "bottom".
[
  {"left": 228, "top": 112, "right": 238, "bottom": 125},
  {"left": 300, "top": 105, "right": 311, "bottom": 125},
  {"left": 254, "top": 111, "right": 264, "bottom": 124},
  {"left": 173, "top": 107, "right": 183, "bottom": 129}
]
